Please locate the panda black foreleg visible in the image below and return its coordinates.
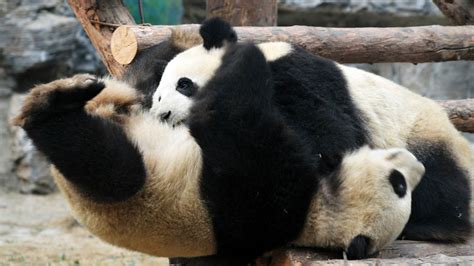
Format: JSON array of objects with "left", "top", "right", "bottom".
[
  {"left": 189, "top": 44, "right": 318, "bottom": 260},
  {"left": 13, "top": 74, "right": 146, "bottom": 202}
]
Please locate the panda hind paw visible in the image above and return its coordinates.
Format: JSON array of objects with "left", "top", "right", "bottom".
[{"left": 12, "top": 74, "right": 105, "bottom": 128}]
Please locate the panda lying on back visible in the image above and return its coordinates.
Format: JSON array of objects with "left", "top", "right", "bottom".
[
  {"left": 149, "top": 18, "right": 473, "bottom": 244},
  {"left": 14, "top": 19, "right": 425, "bottom": 264}
]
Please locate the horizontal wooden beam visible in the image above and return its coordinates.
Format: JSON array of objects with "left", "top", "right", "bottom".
[
  {"left": 257, "top": 237, "right": 474, "bottom": 265},
  {"left": 439, "top": 99, "right": 474, "bottom": 133},
  {"left": 111, "top": 24, "right": 474, "bottom": 65}
]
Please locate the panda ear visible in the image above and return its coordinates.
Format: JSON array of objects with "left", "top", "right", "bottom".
[{"left": 199, "top": 17, "right": 238, "bottom": 50}]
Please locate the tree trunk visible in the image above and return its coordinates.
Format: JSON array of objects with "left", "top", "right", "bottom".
[
  {"left": 439, "top": 99, "right": 474, "bottom": 133},
  {"left": 433, "top": 0, "right": 474, "bottom": 25},
  {"left": 206, "top": 0, "right": 277, "bottom": 26},
  {"left": 67, "top": 0, "right": 135, "bottom": 78}
]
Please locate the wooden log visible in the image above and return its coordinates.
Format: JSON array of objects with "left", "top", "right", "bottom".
[
  {"left": 67, "top": 0, "right": 135, "bottom": 78},
  {"left": 110, "top": 24, "right": 474, "bottom": 65},
  {"left": 257, "top": 237, "right": 474, "bottom": 265},
  {"left": 207, "top": 0, "right": 277, "bottom": 26},
  {"left": 433, "top": 0, "right": 474, "bottom": 25},
  {"left": 439, "top": 99, "right": 474, "bottom": 133}
]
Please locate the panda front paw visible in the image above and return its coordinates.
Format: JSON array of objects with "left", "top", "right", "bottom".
[
  {"left": 12, "top": 74, "right": 105, "bottom": 129},
  {"left": 84, "top": 77, "right": 143, "bottom": 123}
]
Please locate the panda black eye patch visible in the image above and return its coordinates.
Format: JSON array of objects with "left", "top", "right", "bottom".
[
  {"left": 176, "top": 77, "right": 197, "bottom": 97},
  {"left": 389, "top": 170, "right": 407, "bottom": 198}
]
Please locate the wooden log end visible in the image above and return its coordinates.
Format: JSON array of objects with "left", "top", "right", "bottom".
[{"left": 111, "top": 26, "right": 138, "bottom": 65}]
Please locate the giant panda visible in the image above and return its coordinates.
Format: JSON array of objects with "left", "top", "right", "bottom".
[
  {"left": 151, "top": 17, "right": 473, "bottom": 245},
  {"left": 12, "top": 29, "right": 424, "bottom": 263}
]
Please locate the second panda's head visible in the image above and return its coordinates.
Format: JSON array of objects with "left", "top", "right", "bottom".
[
  {"left": 150, "top": 17, "right": 237, "bottom": 126},
  {"left": 295, "top": 147, "right": 425, "bottom": 259}
]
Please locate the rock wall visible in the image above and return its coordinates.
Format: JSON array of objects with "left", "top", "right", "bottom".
[
  {"left": 281, "top": 0, "right": 442, "bottom": 15},
  {"left": 0, "top": 0, "right": 104, "bottom": 193}
]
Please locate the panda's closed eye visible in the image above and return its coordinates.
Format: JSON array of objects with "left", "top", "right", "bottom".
[
  {"left": 389, "top": 170, "right": 407, "bottom": 198},
  {"left": 176, "top": 77, "right": 197, "bottom": 97}
]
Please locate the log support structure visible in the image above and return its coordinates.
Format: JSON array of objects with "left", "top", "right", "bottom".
[
  {"left": 67, "top": 0, "right": 135, "bottom": 77},
  {"left": 110, "top": 24, "right": 474, "bottom": 65}
]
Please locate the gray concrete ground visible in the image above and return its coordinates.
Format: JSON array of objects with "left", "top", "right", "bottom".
[{"left": 0, "top": 192, "right": 168, "bottom": 265}]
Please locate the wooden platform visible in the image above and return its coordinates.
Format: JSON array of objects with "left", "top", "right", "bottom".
[
  {"left": 257, "top": 238, "right": 474, "bottom": 265},
  {"left": 258, "top": 203, "right": 474, "bottom": 265}
]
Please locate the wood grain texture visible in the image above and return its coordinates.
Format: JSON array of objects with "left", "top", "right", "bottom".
[
  {"left": 439, "top": 99, "right": 474, "bottom": 133},
  {"left": 110, "top": 24, "right": 474, "bottom": 65},
  {"left": 257, "top": 237, "right": 474, "bottom": 265},
  {"left": 207, "top": 0, "right": 277, "bottom": 26},
  {"left": 67, "top": 0, "right": 135, "bottom": 77},
  {"left": 433, "top": 0, "right": 474, "bottom": 25}
]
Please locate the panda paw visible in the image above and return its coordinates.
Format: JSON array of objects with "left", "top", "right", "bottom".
[
  {"left": 12, "top": 74, "right": 105, "bottom": 129},
  {"left": 84, "top": 77, "right": 143, "bottom": 123}
]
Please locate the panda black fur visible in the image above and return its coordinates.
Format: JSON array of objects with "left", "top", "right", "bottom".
[
  {"left": 12, "top": 21, "right": 425, "bottom": 262},
  {"left": 152, "top": 18, "right": 473, "bottom": 244}
]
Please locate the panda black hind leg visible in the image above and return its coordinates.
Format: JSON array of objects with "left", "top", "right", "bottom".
[
  {"left": 402, "top": 140, "right": 472, "bottom": 242},
  {"left": 13, "top": 74, "right": 146, "bottom": 203}
]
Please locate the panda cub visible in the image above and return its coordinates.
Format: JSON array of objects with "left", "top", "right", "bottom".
[
  {"left": 13, "top": 21, "right": 423, "bottom": 263},
  {"left": 152, "top": 18, "right": 473, "bottom": 244}
]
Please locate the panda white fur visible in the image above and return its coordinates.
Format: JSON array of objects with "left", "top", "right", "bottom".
[
  {"left": 12, "top": 21, "right": 425, "bottom": 263},
  {"left": 151, "top": 18, "right": 473, "bottom": 245}
]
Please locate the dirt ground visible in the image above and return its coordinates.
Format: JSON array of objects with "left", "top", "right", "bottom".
[
  {"left": 0, "top": 192, "right": 168, "bottom": 266},
  {"left": 1, "top": 191, "right": 473, "bottom": 266}
]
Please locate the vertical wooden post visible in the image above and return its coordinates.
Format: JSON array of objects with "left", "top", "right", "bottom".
[
  {"left": 67, "top": 0, "right": 136, "bottom": 77},
  {"left": 206, "top": 0, "right": 277, "bottom": 26},
  {"left": 433, "top": 0, "right": 474, "bottom": 25}
]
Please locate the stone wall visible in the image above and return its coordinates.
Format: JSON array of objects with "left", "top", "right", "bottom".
[
  {"left": 0, "top": 0, "right": 103, "bottom": 193},
  {"left": 281, "top": 0, "right": 442, "bottom": 15}
]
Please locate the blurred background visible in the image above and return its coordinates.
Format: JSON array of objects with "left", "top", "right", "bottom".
[{"left": 0, "top": 0, "right": 472, "bottom": 264}]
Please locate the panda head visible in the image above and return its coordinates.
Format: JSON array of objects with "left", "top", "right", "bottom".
[
  {"left": 150, "top": 17, "right": 237, "bottom": 126},
  {"left": 297, "top": 147, "right": 425, "bottom": 259}
]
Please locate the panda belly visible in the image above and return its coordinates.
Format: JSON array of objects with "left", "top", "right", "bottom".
[{"left": 52, "top": 112, "right": 217, "bottom": 258}]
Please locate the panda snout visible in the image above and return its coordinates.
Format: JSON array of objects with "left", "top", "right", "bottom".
[{"left": 160, "top": 111, "right": 172, "bottom": 122}]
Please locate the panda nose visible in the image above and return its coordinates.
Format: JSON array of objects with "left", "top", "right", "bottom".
[{"left": 160, "top": 111, "right": 171, "bottom": 121}]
